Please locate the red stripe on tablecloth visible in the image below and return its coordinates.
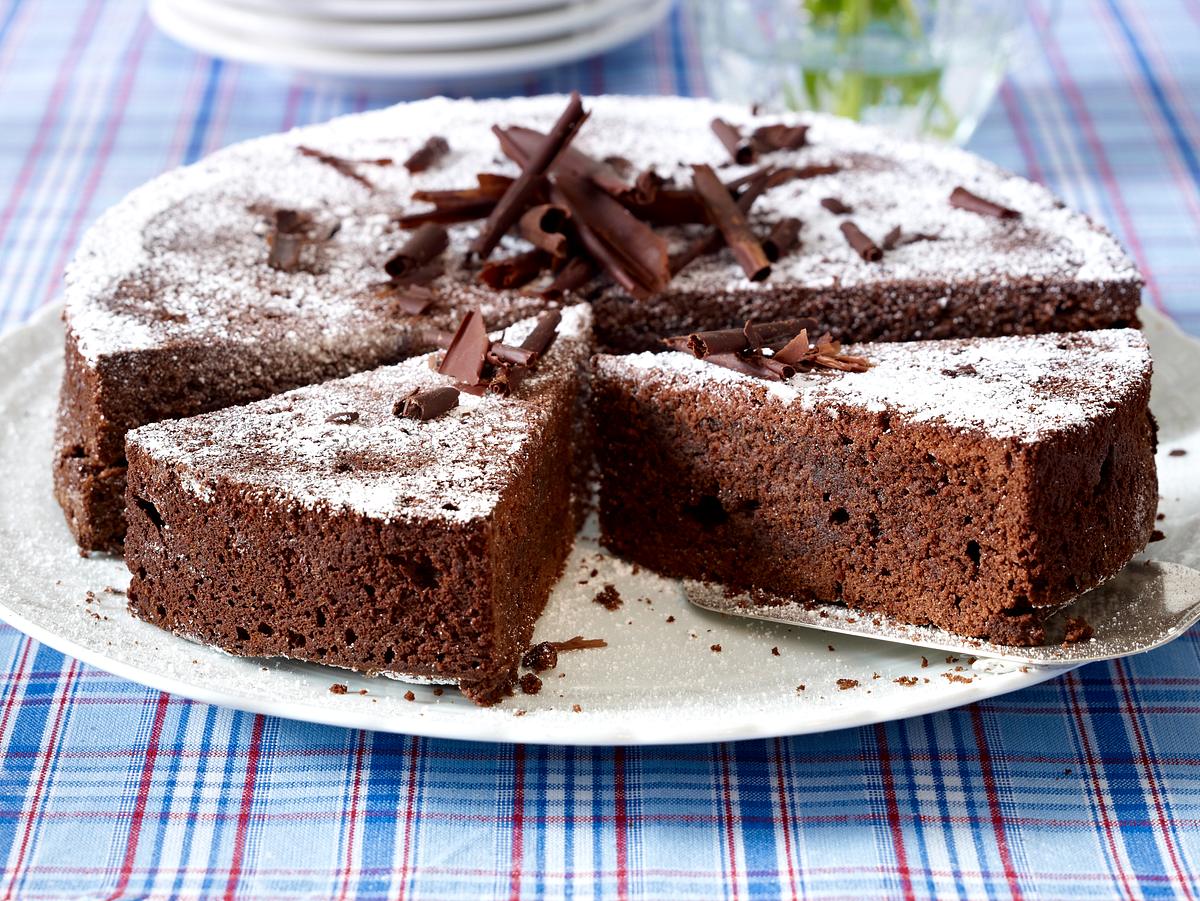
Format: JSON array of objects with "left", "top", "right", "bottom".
[
  {"left": 508, "top": 744, "right": 526, "bottom": 901},
  {"left": 105, "top": 692, "right": 170, "bottom": 901},
  {"left": 395, "top": 735, "right": 421, "bottom": 901},
  {"left": 1112, "top": 658, "right": 1197, "bottom": 896},
  {"left": 1064, "top": 672, "right": 1137, "bottom": 898},
  {"left": 873, "top": 724, "right": 915, "bottom": 901},
  {"left": 0, "top": 0, "right": 104, "bottom": 250},
  {"left": 718, "top": 743, "right": 741, "bottom": 901},
  {"left": 614, "top": 747, "right": 629, "bottom": 901},
  {"left": 1000, "top": 84, "right": 1048, "bottom": 184},
  {"left": 2, "top": 660, "right": 79, "bottom": 901},
  {"left": 335, "top": 730, "right": 367, "bottom": 901},
  {"left": 773, "top": 737, "right": 800, "bottom": 901},
  {"left": 0, "top": 638, "right": 34, "bottom": 749},
  {"left": 37, "top": 14, "right": 152, "bottom": 309},
  {"left": 223, "top": 714, "right": 265, "bottom": 901},
  {"left": 1028, "top": 0, "right": 1166, "bottom": 312},
  {"left": 969, "top": 706, "right": 1024, "bottom": 901}
]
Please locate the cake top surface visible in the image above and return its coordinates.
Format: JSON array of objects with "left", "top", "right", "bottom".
[
  {"left": 127, "top": 305, "right": 591, "bottom": 524},
  {"left": 65, "top": 94, "right": 1138, "bottom": 362},
  {"left": 596, "top": 328, "right": 1151, "bottom": 442}
]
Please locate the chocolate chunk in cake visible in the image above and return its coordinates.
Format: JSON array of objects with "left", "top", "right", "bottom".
[
  {"left": 124, "top": 306, "right": 593, "bottom": 705},
  {"left": 592, "top": 329, "right": 1156, "bottom": 645}
]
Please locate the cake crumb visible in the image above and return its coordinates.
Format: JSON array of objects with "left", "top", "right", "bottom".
[
  {"left": 404, "top": 690, "right": 416, "bottom": 701},
  {"left": 358, "top": 689, "right": 368, "bottom": 695},
  {"left": 710, "top": 644, "right": 722, "bottom": 653},
  {"left": 1169, "top": 448, "right": 1187, "bottom": 456},
  {"left": 946, "top": 655, "right": 960, "bottom": 664},
  {"left": 836, "top": 678, "right": 858, "bottom": 690},
  {"left": 920, "top": 656, "right": 929, "bottom": 668},
  {"left": 894, "top": 676, "right": 918, "bottom": 686},
  {"left": 594, "top": 584, "right": 622, "bottom": 610},
  {"left": 432, "top": 687, "right": 444, "bottom": 697},
  {"left": 102, "top": 585, "right": 125, "bottom": 596},
  {"left": 796, "top": 684, "right": 806, "bottom": 692},
  {"left": 513, "top": 709, "right": 527, "bottom": 716},
  {"left": 1063, "top": 616, "right": 1094, "bottom": 644},
  {"left": 942, "top": 672, "right": 973, "bottom": 684},
  {"left": 1157, "top": 512, "right": 1165, "bottom": 521},
  {"left": 827, "top": 644, "right": 836, "bottom": 652},
  {"left": 571, "top": 704, "right": 582, "bottom": 713},
  {"left": 771, "top": 647, "right": 780, "bottom": 657},
  {"left": 872, "top": 672, "right": 881, "bottom": 680},
  {"left": 666, "top": 615, "right": 675, "bottom": 623},
  {"left": 330, "top": 683, "right": 348, "bottom": 695},
  {"left": 522, "top": 641, "right": 558, "bottom": 673},
  {"left": 631, "top": 563, "right": 640, "bottom": 574},
  {"left": 1150, "top": 529, "right": 1166, "bottom": 542},
  {"left": 589, "top": 568, "right": 599, "bottom": 578},
  {"left": 519, "top": 673, "right": 543, "bottom": 695}
]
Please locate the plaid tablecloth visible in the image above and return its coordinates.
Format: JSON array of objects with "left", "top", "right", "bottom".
[{"left": 1, "top": 1, "right": 1199, "bottom": 898}]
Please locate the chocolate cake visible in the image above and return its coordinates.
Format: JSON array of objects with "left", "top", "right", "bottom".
[
  {"left": 592, "top": 328, "right": 1157, "bottom": 645},
  {"left": 56, "top": 94, "right": 1139, "bottom": 552},
  {"left": 123, "top": 306, "right": 593, "bottom": 704}
]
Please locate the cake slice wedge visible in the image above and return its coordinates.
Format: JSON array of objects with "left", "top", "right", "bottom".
[
  {"left": 124, "top": 305, "right": 593, "bottom": 704},
  {"left": 592, "top": 328, "right": 1157, "bottom": 645}
]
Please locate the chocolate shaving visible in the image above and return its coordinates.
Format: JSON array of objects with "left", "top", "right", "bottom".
[
  {"left": 950, "top": 186, "right": 1020, "bottom": 219},
  {"left": 266, "top": 209, "right": 335, "bottom": 272},
  {"left": 297, "top": 145, "right": 385, "bottom": 189},
  {"left": 540, "top": 257, "right": 597, "bottom": 299},
  {"left": 705, "top": 352, "right": 794, "bottom": 381},
  {"left": 325, "top": 411, "right": 359, "bottom": 424},
  {"left": 751, "top": 123, "right": 809, "bottom": 152},
  {"left": 882, "top": 225, "right": 903, "bottom": 251},
  {"left": 398, "top": 174, "right": 518, "bottom": 227},
  {"left": 624, "top": 169, "right": 665, "bottom": 205},
  {"left": 501, "top": 126, "right": 630, "bottom": 196},
  {"left": 487, "top": 343, "right": 537, "bottom": 368},
  {"left": 774, "top": 329, "right": 871, "bottom": 372},
  {"left": 395, "top": 386, "right": 460, "bottom": 421},
  {"left": 670, "top": 168, "right": 773, "bottom": 275},
  {"left": 472, "top": 92, "right": 589, "bottom": 259},
  {"left": 554, "top": 172, "right": 671, "bottom": 300},
  {"left": 403, "top": 135, "right": 450, "bottom": 173},
  {"left": 762, "top": 217, "right": 802, "bottom": 262},
  {"left": 437, "top": 310, "right": 490, "bottom": 386},
  {"left": 840, "top": 221, "right": 882, "bottom": 262},
  {"left": 623, "top": 188, "right": 709, "bottom": 225},
  {"left": 390, "top": 284, "right": 436, "bottom": 315},
  {"left": 691, "top": 164, "right": 771, "bottom": 281},
  {"left": 550, "top": 636, "right": 607, "bottom": 651},
  {"left": 478, "top": 248, "right": 551, "bottom": 290},
  {"left": 821, "top": 197, "right": 853, "bottom": 215},
  {"left": 520, "top": 309, "right": 562, "bottom": 357},
  {"left": 518, "top": 204, "right": 571, "bottom": 258},
  {"left": 669, "top": 318, "right": 817, "bottom": 358},
  {"left": 385, "top": 223, "right": 449, "bottom": 279},
  {"left": 666, "top": 318, "right": 866, "bottom": 381},
  {"left": 710, "top": 118, "right": 756, "bottom": 164}
]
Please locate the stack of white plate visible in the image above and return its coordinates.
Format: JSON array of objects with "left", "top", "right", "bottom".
[{"left": 149, "top": 0, "right": 675, "bottom": 82}]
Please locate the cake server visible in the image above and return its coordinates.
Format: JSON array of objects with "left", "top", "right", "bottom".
[{"left": 684, "top": 559, "right": 1200, "bottom": 665}]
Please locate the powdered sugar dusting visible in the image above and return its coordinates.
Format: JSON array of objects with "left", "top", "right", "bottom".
[
  {"left": 64, "top": 95, "right": 1138, "bottom": 363},
  {"left": 128, "top": 305, "right": 591, "bottom": 523},
  {"left": 598, "top": 328, "right": 1150, "bottom": 442}
]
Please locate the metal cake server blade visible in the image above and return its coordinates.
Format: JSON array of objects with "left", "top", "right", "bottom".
[{"left": 684, "top": 560, "right": 1200, "bottom": 665}]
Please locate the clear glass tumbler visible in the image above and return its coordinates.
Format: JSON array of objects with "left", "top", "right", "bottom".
[{"left": 692, "top": 0, "right": 1039, "bottom": 145}]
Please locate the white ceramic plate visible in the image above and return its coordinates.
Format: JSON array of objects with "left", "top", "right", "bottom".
[
  {"left": 177, "top": 0, "right": 645, "bottom": 52},
  {"left": 223, "top": 0, "right": 575, "bottom": 22},
  {"left": 3, "top": 304, "right": 1197, "bottom": 744},
  {"left": 149, "top": 0, "right": 674, "bottom": 81}
]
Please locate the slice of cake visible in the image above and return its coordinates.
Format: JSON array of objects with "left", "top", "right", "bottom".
[
  {"left": 57, "top": 94, "right": 1140, "bottom": 552},
  {"left": 123, "top": 306, "right": 592, "bottom": 704},
  {"left": 592, "top": 327, "right": 1157, "bottom": 645}
]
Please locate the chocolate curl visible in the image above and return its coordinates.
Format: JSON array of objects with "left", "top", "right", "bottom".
[
  {"left": 554, "top": 172, "right": 671, "bottom": 300},
  {"left": 677, "top": 318, "right": 817, "bottom": 358},
  {"left": 691, "top": 164, "right": 772, "bottom": 282},
  {"left": 267, "top": 209, "right": 330, "bottom": 272},
  {"left": 950, "top": 186, "right": 1021, "bottom": 219},
  {"left": 624, "top": 169, "right": 665, "bottom": 205},
  {"left": 762, "top": 217, "right": 802, "bottom": 262},
  {"left": 540, "top": 257, "right": 597, "bottom": 299},
  {"left": 766, "top": 164, "right": 840, "bottom": 189},
  {"left": 670, "top": 168, "right": 773, "bottom": 275},
  {"left": 772, "top": 328, "right": 812, "bottom": 365},
  {"left": 840, "top": 221, "right": 883, "bottom": 262},
  {"left": 775, "top": 329, "right": 871, "bottom": 372},
  {"left": 711, "top": 118, "right": 756, "bottom": 165},
  {"left": 437, "top": 310, "right": 490, "bottom": 386},
  {"left": 623, "top": 189, "right": 709, "bottom": 225},
  {"left": 472, "top": 92, "right": 590, "bottom": 259},
  {"left": 297, "top": 146, "right": 376, "bottom": 189},
  {"left": 478, "top": 248, "right": 551, "bottom": 290},
  {"left": 882, "top": 225, "right": 903, "bottom": 251},
  {"left": 395, "top": 386, "right": 460, "bottom": 421},
  {"left": 521, "top": 309, "right": 562, "bottom": 356},
  {"left": 501, "top": 125, "right": 630, "bottom": 196},
  {"left": 821, "top": 197, "right": 852, "bottom": 215},
  {"left": 751, "top": 123, "right": 808, "bottom": 152},
  {"left": 488, "top": 343, "right": 537, "bottom": 368},
  {"left": 403, "top": 136, "right": 450, "bottom": 173},
  {"left": 518, "top": 204, "right": 571, "bottom": 258},
  {"left": 385, "top": 223, "right": 449, "bottom": 279},
  {"left": 398, "top": 174, "right": 518, "bottom": 227},
  {"left": 705, "top": 352, "right": 793, "bottom": 381}
]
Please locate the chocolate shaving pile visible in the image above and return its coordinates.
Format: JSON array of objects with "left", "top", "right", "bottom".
[
  {"left": 437, "top": 308, "right": 561, "bottom": 397},
  {"left": 664, "top": 318, "right": 870, "bottom": 380},
  {"left": 389, "top": 94, "right": 829, "bottom": 302}
]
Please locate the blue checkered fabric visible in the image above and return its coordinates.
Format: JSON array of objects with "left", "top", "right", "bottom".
[{"left": 1, "top": 1, "right": 1199, "bottom": 897}]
